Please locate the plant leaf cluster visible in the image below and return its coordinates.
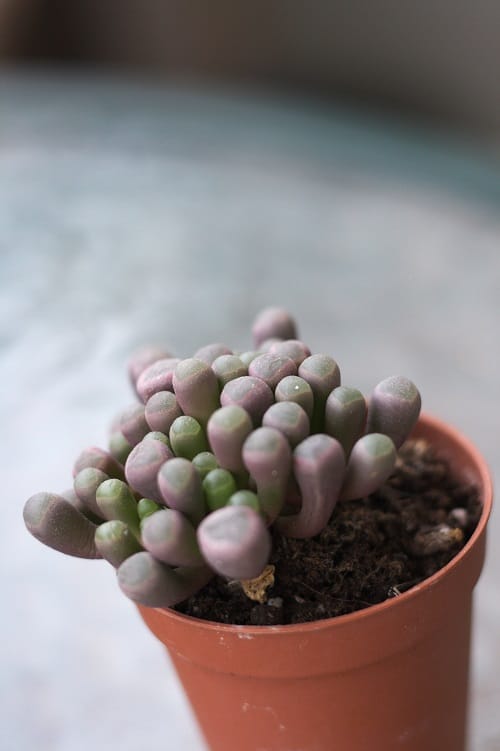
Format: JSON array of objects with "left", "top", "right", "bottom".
[{"left": 24, "top": 308, "right": 421, "bottom": 608}]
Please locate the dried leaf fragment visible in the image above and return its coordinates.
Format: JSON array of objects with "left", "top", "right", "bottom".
[{"left": 240, "top": 564, "right": 275, "bottom": 603}]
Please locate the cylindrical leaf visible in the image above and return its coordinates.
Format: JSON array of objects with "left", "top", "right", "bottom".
[
  {"left": 172, "top": 358, "right": 220, "bottom": 427},
  {"left": 211, "top": 354, "right": 248, "bottom": 388},
  {"left": 325, "top": 386, "right": 367, "bottom": 458},
  {"left": 252, "top": 307, "right": 297, "bottom": 348},
  {"left": 242, "top": 427, "right": 292, "bottom": 523},
  {"left": 207, "top": 405, "right": 253, "bottom": 473},
  {"left": 136, "top": 357, "right": 181, "bottom": 403},
  {"left": 366, "top": 376, "right": 421, "bottom": 449},
  {"left": 142, "top": 431, "right": 171, "bottom": 447},
  {"left": 108, "top": 430, "right": 133, "bottom": 465},
  {"left": 60, "top": 487, "right": 102, "bottom": 524},
  {"left": 276, "top": 434, "right": 345, "bottom": 538},
  {"left": 128, "top": 345, "right": 172, "bottom": 393},
  {"left": 340, "top": 433, "right": 397, "bottom": 501},
  {"left": 117, "top": 552, "right": 213, "bottom": 607},
  {"left": 203, "top": 468, "right": 238, "bottom": 511},
  {"left": 23, "top": 492, "right": 100, "bottom": 559},
  {"left": 248, "top": 353, "right": 297, "bottom": 390},
  {"left": 192, "top": 451, "right": 219, "bottom": 480},
  {"left": 262, "top": 401, "right": 310, "bottom": 447},
  {"left": 194, "top": 343, "right": 233, "bottom": 365},
  {"left": 275, "top": 375, "right": 314, "bottom": 419},
  {"left": 298, "top": 354, "right": 341, "bottom": 432},
  {"left": 169, "top": 415, "right": 209, "bottom": 460},
  {"left": 141, "top": 509, "right": 203, "bottom": 567},
  {"left": 125, "top": 438, "right": 173, "bottom": 502},
  {"left": 74, "top": 467, "right": 109, "bottom": 517},
  {"left": 158, "top": 457, "right": 206, "bottom": 525},
  {"left": 137, "top": 498, "right": 160, "bottom": 520},
  {"left": 119, "top": 404, "right": 150, "bottom": 447},
  {"left": 238, "top": 351, "right": 259, "bottom": 368},
  {"left": 197, "top": 505, "right": 271, "bottom": 580},
  {"left": 258, "top": 337, "right": 283, "bottom": 353},
  {"left": 95, "top": 479, "right": 141, "bottom": 538},
  {"left": 145, "top": 390, "right": 183, "bottom": 434},
  {"left": 228, "top": 490, "right": 260, "bottom": 512},
  {"left": 95, "top": 520, "right": 143, "bottom": 567},
  {"left": 268, "top": 339, "right": 311, "bottom": 366},
  {"left": 220, "top": 376, "right": 274, "bottom": 427},
  {"left": 72, "top": 446, "right": 125, "bottom": 481}
]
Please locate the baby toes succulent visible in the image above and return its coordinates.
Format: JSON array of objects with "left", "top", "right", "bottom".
[{"left": 23, "top": 307, "right": 421, "bottom": 611}]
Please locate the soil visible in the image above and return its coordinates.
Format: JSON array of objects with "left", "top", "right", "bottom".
[{"left": 176, "top": 439, "right": 481, "bottom": 625}]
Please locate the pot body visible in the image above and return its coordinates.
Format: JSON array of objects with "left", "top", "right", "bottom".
[{"left": 138, "top": 414, "right": 492, "bottom": 751}]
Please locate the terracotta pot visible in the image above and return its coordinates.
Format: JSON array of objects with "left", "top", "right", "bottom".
[{"left": 137, "top": 413, "right": 492, "bottom": 751}]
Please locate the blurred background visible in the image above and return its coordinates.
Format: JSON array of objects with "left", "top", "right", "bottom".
[
  {"left": 1, "top": 3, "right": 499, "bottom": 751},
  {"left": 2, "top": 0, "right": 500, "bottom": 137}
]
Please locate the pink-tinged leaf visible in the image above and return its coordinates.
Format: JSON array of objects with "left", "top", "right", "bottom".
[
  {"left": 197, "top": 505, "right": 271, "bottom": 580},
  {"left": 340, "top": 433, "right": 397, "bottom": 501},
  {"left": 277, "top": 434, "right": 345, "bottom": 538},
  {"left": 242, "top": 426, "right": 292, "bottom": 522},
  {"left": 117, "top": 552, "right": 213, "bottom": 607},
  {"left": 24, "top": 492, "right": 101, "bottom": 559},
  {"left": 252, "top": 307, "right": 297, "bottom": 348}
]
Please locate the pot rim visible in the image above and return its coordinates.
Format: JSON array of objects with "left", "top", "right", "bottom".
[{"left": 149, "top": 411, "right": 493, "bottom": 635}]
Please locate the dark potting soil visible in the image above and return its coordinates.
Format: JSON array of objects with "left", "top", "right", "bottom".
[{"left": 176, "top": 439, "right": 481, "bottom": 625}]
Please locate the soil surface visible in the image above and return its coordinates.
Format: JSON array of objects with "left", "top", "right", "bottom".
[{"left": 176, "top": 439, "right": 481, "bottom": 625}]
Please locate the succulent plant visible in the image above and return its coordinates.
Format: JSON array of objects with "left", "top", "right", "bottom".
[{"left": 23, "top": 308, "right": 421, "bottom": 610}]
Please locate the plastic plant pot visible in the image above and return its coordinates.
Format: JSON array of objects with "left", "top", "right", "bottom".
[{"left": 137, "top": 413, "right": 493, "bottom": 751}]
